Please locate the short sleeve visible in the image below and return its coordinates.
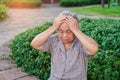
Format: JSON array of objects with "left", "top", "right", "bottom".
[
  {"left": 42, "top": 36, "right": 53, "bottom": 52},
  {"left": 78, "top": 41, "right": 89, "bottom": 57},
  {"left": 81, "top": 45, "right": 89, "bottom": 57}
]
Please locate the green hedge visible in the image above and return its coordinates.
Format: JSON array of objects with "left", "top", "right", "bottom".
[
  {"left": 10, "top": 23, "right": 52, "bottom": 80},
  {"left": 7, "top": 0, "right": 42, "bottom": 8},
  {"left": 60, "top": 0, "right": 108, "bottom": 7},
  {"left": 10, "top": 18, "right": 120, "bottom": 80},
  {"left": 0, "top": 4, "right": 8, "bottom": 21},
  {"left": 80, "top": 18, "right": 120, "bottom": 80}
]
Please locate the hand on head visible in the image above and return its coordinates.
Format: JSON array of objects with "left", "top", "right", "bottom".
[
  {"left": 53, "top": 15, "right": 79, "bottom": 32},
  {"left": 64, "top": 16, "right": 79, "bottom": 32},
  {"left": 52, "top": 15, "right": 66, "bottom": 30}
]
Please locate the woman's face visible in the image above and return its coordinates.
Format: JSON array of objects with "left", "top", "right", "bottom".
[{"left": 57, "top": 23, "right": 75, "bottom": 44}]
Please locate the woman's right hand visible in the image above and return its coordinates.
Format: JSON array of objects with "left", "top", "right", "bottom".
[{"left": 52, "top": 15, "right": 66, "bottom": 30}]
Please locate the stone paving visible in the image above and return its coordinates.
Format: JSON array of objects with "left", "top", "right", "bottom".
[
  {"left": 0, "top": 3, "right": 72, "bottom": 80},
  {"left": 0, "top": 3, "right": 120, "bottom": 80}
]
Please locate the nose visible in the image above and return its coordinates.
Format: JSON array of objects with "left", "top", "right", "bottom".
[{"left": 63, "top": 33, "right": 68, "bottom": 38}]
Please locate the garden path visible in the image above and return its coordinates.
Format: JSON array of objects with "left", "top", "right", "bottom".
[{"left": 0, "top": 3, "right": 120, "bottom": 80}]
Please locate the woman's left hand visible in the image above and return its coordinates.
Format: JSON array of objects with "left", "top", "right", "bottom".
[{"left": 64, "top": 16, "right": 79, "bottom": 33}]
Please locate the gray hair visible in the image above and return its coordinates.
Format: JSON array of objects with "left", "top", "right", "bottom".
[{"left": 59, "top": 10, "right": 79, "bottom": 23}]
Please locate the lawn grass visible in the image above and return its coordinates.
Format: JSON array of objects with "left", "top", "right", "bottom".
[{"left": 72, "top": 5, "right": 120, "bottom": 17}]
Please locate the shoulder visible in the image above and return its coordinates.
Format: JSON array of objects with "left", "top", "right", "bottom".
[{"left": 49, "top": 34, "right": 59, "bottom": 42}]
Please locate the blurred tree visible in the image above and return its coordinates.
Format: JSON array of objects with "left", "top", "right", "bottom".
[
  {"left": 117, "top": 0, "right": 120, "bottom": 5},
  {"left": 101, "top": 0, "right": 104, "bottom": 9},
  {"left": 108, "top": 0, "right": 110, "bottom": 8}
]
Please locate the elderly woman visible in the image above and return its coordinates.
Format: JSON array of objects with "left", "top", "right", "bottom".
[{"left": 31, "top": 11, "right": 98, "bottom": 80}]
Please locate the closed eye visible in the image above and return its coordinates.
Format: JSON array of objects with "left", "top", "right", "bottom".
[
  {"left": 58, "top": 30, "right": 63, "bottom": 33},
  {"left": 66, "top": 30, "right": 72, "bottom": 33}
]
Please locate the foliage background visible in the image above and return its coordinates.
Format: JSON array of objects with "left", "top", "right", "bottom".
[
  {"left": 60, "top": 0, "right": 108, "bottom": 7},
  {"left": 6, "top": 0, "right": 42, "bottom": 8},
  {"left": 0, "top": 4, "right": 8, "bottom": 21},
  {"left": 0, "top": 0, "right": 8, "bottom": 21},
  {"left": 0, "top": 0, "right": 42, "bottom": 8},
  {"left": 10, "top": 18, "right": 120, "bottom": 80}
]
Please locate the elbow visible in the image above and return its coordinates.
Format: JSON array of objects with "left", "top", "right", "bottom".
[
  {"left": 31, "top": 41, "right": 35, "bottom": 48},
  {"left": 31, "top": 41, "right": 43, "bottom": 51},
  {"left": 89, "top": 44, "right": 99, "bottom": 56},
  {"left": 31, "top": 41, "right": 37, "bottom": 49}
]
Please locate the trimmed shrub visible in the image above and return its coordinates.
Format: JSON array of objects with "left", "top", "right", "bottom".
[
  {"left": 7, "top": 0, "right": 42, "bottom": 8},
  {"left": 0, "top": 4, "right": 8, "bottom": 21},
  {"left": 10, "top": 19, "right": 120, "bottom": 80},
  {"left": 10, "top": 23, "right": 52, "bottom": 80},
  {"left": 60, "top": 0, "right": 108, "bottom": 7},
  {"left": 80, "top": 18, "right": 120, "bottom": 80}
]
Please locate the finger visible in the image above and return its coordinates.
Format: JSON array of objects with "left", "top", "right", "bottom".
[
  {"left": 64, "top": 20, "right": 72, "bottom": 28},
  {"left": 65, "top": 17, "right": 78, "bottom": 28},
  {"left": 60, "top": 19, "right": 66, "bottom": 21},
  {"left": 67, "top": 16, "right": 78, "bottom": 23},
  {"left": 66, "top": 17, "right": 78, "bottom": 28},
  {"left": 60, "top": 20, "right": 65, "bottom": 24},
  {"left": 55, "top": 15, "right": 65, "bottom": 20},
  {"left": 65, "top": 18, "right": 72, "bottom": 25},
  {"left": 65, "top": 17, "right": 74, "bottom": 24},
  {"left": 59, "top": 15, "right": 67, "bottom": 20}
]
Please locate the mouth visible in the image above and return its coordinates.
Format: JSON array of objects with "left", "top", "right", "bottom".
[{"left": 62, "top": 39, "right": 69, "bottom": 42}]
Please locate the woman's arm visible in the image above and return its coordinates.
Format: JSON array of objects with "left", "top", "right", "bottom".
[
  {"left": 72, "top": 30, "right": 98, "bottom": 56},
  {"left": 31, "top": 26, "right": 56, "bottom": 50},
  {"left": 31, "top": 15, "right": 66, "bottom": 50},
  {"left": 65, "top": 16, "right": 98, "bottom": 56}
]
